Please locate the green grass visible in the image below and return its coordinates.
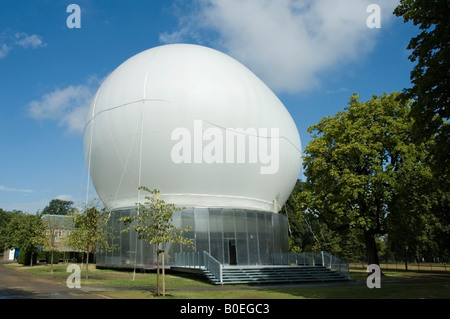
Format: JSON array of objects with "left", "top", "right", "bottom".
[{"left": 6, "top": 262, "right": 450, "bottom": 299}]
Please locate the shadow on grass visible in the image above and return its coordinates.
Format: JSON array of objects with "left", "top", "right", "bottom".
[
  {"left": 256, "top": 272, "right": 450, "bottom": 299},
  {"left": 7, "top": 262, "right": 450, "bottom": 299}
]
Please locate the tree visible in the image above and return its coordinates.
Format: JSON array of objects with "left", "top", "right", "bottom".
[
  {"left": 394, "top": 0, "right": 450, "bottom": 263},
  {"left": 119, "top": 187, "right": 193, "bottom": 296},
  {"left": 386, "top": 142, "right": 438, "bottom": 268},
  {"left": 0, "top": 209, "right": 15, "bottom": 252},
  {"left": 3, "top": 212, "right": 44, "bottom": 266},
  {"left": 300, "top": 92, "right": 434, "bottom": 265},
  {"left": 66, "top": 200, "right": 116, "bottom": 280},
  {"left": 394, "top": 0, "right": 450, "bottom": 187},
  {"left": 294, "top": 185, "right": 368, "bottom": 262},
  {"left": 280, "top": 180, "right": 316, "bottom": 253},
  {"left": 41, "top": 214, "right": 72, "bottom": 274},
  {"left": 41, "top": 199, "right": 75, "bottom": 216}
]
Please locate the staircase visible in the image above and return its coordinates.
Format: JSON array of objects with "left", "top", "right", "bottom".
[
  {"left": 203, "top": 265, "right": 349, "bottom": 285},
  {"left": 173, "top": 251, "right": 350, "bottom": 285}
]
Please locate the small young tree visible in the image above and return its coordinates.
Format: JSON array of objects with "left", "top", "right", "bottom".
[
  {"left": 66, "top": 200, "right": 117, "bottom": 280},
  {"left": 119, "top": 186, "right": 193, "bottom": 296},
  {"left": 41, "top": 215, "right": 65, "bottom": 274}
]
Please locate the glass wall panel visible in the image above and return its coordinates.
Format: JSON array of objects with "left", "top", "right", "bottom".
[
  {"left": 194, "top": 208, "right": 209, "bottom": 253},
  {"left": 142, "top": 238, "right": 155, "bottom": 267},
  {"left": 247, "top": 211, "right": 259, "bottom": 265},
  {"left": 222, "top": 209, "right": 236, "bottom": 265},
  {"left": 277, "top": 215, "right": 289, "bottom": 253},
  {"left": 96, "top": 207, "right": 289, "bottom": 269},
  {"left": 257, "top": 212, "right": 268, "bottom": 255},
  {"left": 171, "top": 211, "right": 182, "bottom": 256},
  {"left": 235, "top": 210, "right": 248, "bottom": 265},
  {"left": 180, "top": 208, "right": 195, "bottom": 252},
  {"left": 120, "top": 223, "right": 131, "bottom": 266},
  {"left": 209, "top": 209, "right": 224, "bottom": 263},
  {"left": 110, "top": 210, "right": 122, "bottom": 266}
]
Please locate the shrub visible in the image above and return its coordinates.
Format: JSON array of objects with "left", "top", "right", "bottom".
[
  {"left": 37, "top": 250, "right": 46, "bottom": 261},
  {"left": 46, "top": 251, "right": 61, "bottom": 264},
  {"left": 17, "top": 250, "right": 38, "bottom": 266}
]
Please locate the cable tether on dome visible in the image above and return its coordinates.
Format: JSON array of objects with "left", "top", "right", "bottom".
[{"left": 132, "top": 102, "right": 145, "bottom": 280}]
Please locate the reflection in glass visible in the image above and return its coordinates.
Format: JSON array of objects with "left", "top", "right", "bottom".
[{"left": 97, "top": 207, "right": 288, "bottom": 269}]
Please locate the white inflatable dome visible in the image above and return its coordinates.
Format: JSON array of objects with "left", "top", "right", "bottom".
[{"left": 84, "top": 44, "right": 301, "bottom": 212}]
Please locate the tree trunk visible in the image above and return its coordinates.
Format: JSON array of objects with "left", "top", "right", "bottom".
[
  {"left": 162, "top": 250, "right": 165, "bottom": 296},
  {"left": 51, "top": 251, "right": 54, "bottom": 274},
  {"left": 363, "top": 231, "right": 380, "bottom": 265},
  {"left": 404, "top": 247, "right": 408, "bottom": 271},
  {"left": 85, "top": 251, "right": 89, "bottom": 280},
  {"left": 156, "top": 248, "right": 160, "bottom": 296}
]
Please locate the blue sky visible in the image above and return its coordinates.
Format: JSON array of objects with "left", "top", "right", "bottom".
[{"left": 0, "top": 0, "right": 419, "bottom": 214}]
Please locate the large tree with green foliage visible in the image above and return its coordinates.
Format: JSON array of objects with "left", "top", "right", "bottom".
[
  {"left": 0, "top": 209, "right": 15, "bottom": 252},
  {"left": 293, "top": 189, "right": 369, "bottom": 263},
  {"left": 119, "top": 187, "right": 193, "bottom": 296},
  {"left": 41, "top": 199, "right": 75, "bottom": 215},
  {"left": 394, "top": 0, "right": 449, "bottom": 130},
  {"left": 3, "top": 212, "right": 44, "bottom": 266},
  {"left": 393, "top": 0, "right": 449, "bottom": 144},
  {"left": 299, "top": 92, "right": 434, "bottom": 265},
  {"left": 394, "top": 0, "right": 450, "bottom": 261},
  {"left": 280, "top": 180, "right": 316, "bottom": 253}
]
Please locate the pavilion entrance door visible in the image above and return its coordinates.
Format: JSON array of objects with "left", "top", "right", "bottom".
[{"left": 227, "top": 239, "right": 237, "bottom": 265}]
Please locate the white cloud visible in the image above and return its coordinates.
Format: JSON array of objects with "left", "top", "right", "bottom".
[
  {"left": 0, "top": 185, "right": 33, "bottom": 193},
  {"left": 159, "top": 27, "right": 191, "bottom": 44},
  {"left": 55, "top": 194, "right": 74, "bottom": 201},
  {"left": 28, "top": 80, "right": 99, "bottom": 134},
  {"left": 160, "top": 0, "right": 398, "bottom": 93},
  {"left": 0, "top": 30, "right": 46, "bottom": 58},
  {"left": 14, "top": 32, "right": 46, "bottom": 49},
  {"left": 0, "top": 43, "right": 11, "bottom": 58}
]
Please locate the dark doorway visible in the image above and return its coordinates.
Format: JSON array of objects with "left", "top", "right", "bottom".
[{"left": 228, "top": 239, "right": 237, "bottom": 265}]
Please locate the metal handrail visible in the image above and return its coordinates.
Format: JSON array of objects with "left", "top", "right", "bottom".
[
  {"left": 321, "top": 251, "right": 350, "bottom": 279},
  {"left": 270, "top": 251, "right": 350, "bottom": 279},
  {"left": 174, "top": 251, "right": 223, "bottom": 284},
  {"left": 203, "top": 251, "right": 223, "bottom": 284},
  {"left": 174, "top": 251, "right": 204, "bottom": 267},
  {"left": 175, "top": 250, "right": 349, "bottom": 282}
]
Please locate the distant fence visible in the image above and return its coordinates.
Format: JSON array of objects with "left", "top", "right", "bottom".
[
  {"left": 271, "top": 251, "right": 350, "bottom": 279},
  {"left": 350, "top": 262, "right": 449, "bottom": 272}
]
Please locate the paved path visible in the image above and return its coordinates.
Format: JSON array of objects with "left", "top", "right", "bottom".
[{"left": 0, "top": 260, "right": 110, "bottom": 299}]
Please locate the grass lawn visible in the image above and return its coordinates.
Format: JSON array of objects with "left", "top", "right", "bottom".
[{"left": 6, "top": 262, "right": 450, "bottom": 299}]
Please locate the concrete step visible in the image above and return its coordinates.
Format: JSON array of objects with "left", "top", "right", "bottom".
[{"left": 202, "top": 266, "right": 349, "bottom": 285}]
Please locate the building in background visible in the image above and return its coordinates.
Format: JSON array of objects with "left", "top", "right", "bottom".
[{"left": 41, "top": 214, "right": 76, "bottom": 258}]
